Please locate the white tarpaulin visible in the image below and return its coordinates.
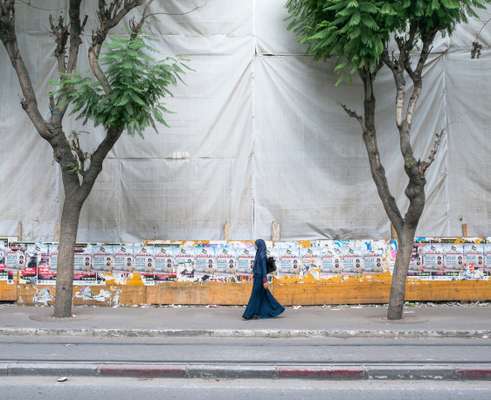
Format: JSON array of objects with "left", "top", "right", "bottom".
[{"left": 0, "top": 0, "right": 490, "bottom": 241}]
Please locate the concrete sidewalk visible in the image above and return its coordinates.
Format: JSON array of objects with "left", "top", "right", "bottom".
[{"left": 0, "top": 303, "right": 490, "bottom": 338}]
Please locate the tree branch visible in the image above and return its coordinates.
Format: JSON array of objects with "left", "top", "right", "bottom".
[
  {"left": 358, "top": 71, "right": 404, "bottom": 230},
  {"left": 129, "top": 0, "right": 154, "bottom": 36},
  {"left": 66, "top": 0, "right": 87, "bottom": 73},
  {"left": 382, "top": 49, "right": 406, "bottom": 129},
  {"left": 0, "top": 0, "right": 51, "bottom": 139},
  {"left": 420, "top": 129, "right": 444, "bottom": 174},
  {"left": 52, "top": 0, "right": 87, "bottom": 122},
  {"left": 340, "top": 103, "right": 364, "bottom": 130},
  {"left": 69, "top": 131, "right": 89, "bottom": 177},
  {"left": 88, "top": 0, "right": 145, "bottom": 94},
  {"left": 79, "top": 126, "right": 124, "bottom": 200},
  {"left": 48, "top": 14, "right": 69, "bottom": 74}
]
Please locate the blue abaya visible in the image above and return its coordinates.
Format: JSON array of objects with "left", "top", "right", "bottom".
[{"left": 242, "top": 239, "right": 285, "bottom": 320}]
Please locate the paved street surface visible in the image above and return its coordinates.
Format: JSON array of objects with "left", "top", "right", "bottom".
[
  {"left": 2, "top": 377, "right": 491, "bottom": 400},
  {"left": 1, "top": 303, "right": 490, "bottom": 398},
  {"left": 0, "top": 336, "right": 490, "bottom": 365}
]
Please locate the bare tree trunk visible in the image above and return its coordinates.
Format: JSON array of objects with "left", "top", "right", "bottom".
[
  {"left": 387, "top": 226, "right": 416, "bottom": 320},
  {"left": 54, "top": 192, "right": 82, "bottom": 318}
]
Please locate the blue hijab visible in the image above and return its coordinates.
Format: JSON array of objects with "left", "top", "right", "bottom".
[
  {"left": 255, "top": 239, "right": 266, "bottom": 258},
  {"left": 254, "top": 239, "right": 267, "bottom": 274}
]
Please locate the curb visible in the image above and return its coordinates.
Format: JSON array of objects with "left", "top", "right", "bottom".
[
  {"left": 2, "top": 363, "right": 491, "bottom": 380},
  {"left": 0, "top": 328, "right": 490, "bottom": 339}
]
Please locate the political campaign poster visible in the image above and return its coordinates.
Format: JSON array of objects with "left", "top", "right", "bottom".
[
  {"left": 0, "top": 240, "right": 14, "bottom": 283},
  {"left": 299, "top": 244, "right": 319, "bottom": 276},
  {"left": 316, "top": 241, "right": 338, "bottom": 277},
  {"left": 362, "top": 240, "right": 385, "bottom": 274},
  {"left": 408, "top": 243, "right": 425, "bottom": 277},
  {"left": 442, "top": 243, "right": 465, "bottom": 277},
  {"left": 485, "top": 243, "right": 491, "bottom": 276},
  {"left": 73, "top": 244, "right": 98, "bottom": 285},
  {"left": 215, "top": 242, "right": 237, "bottom": 281},
  {"left": 274, "top": 242, "right": 301, "bottom": 277},
  {"left": 89, "top": 243, "right": 114, "bottom": 284},
  {"left": 464, "top": 243, "right": 485, "bottom": 277},
  {"left": 153, "top": 243, "right": 178, "bottom": 281},
  {"left": 339, "top": 240, "right": 365, "bottom": 275},
  {"left": 194, "top": 243, "right": 216, "bottom": 281},
  {"left": 421, "top": 243, "right": 445, "bottom": 277},
  {"left": 233, "top": 241, "right": 255, "bottom": 281},
  {"left": 74, "top": 243, "right": 91, "bottom": 273},
  {"left": 14, "top": 242, "right": 36, "bottom": 283},
  {"left": 175, "top": 243, "right": 196, "bottom": 280},
  {"left": 37, "top": 243, "right": 55, "bottom": 284},
  {"left": 112, "top": 243, "right": 134, "bottom": 279},
  {"left": 131, "top": 244, "right": 155, "bottom": 285}
]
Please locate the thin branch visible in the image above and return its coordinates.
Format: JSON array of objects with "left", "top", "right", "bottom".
[
  {"left": 66, "top": 1, "right": 87, "bottom": 73},
  {"left": 358, "top": 71, "right": 404, "bottom": 230},
  {"left": 420, "top": 129, "right": 444, "bottom": 174},
  {"left": 129, "top": 0, "right": 154, "bottom": 37},
  {"left": 53, "top": 1, "right": 87, "bottom": 122},
  {"left": 0, "top": 0, "right": 51, "bottom": 139},
  {"left": 88, "top": 0, "right": 145, "bottom": 94},
  {"left": 48, "top": 14, "right": 69, "bottom": 74},
  {"left": 80, "top": 126, "right": 124, "bottom": 199},
  {"left": 69, "top": 131, "right": 88, "bottom": 177},
  {"left": 340, "top": 103, "right": 363, "bottom": 126}
]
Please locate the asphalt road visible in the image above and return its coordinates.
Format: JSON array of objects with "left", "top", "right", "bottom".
[
  {"left": 2, "top": 377, "right": 491, "bottom": 400},
  {"left": 0, "top": 336, "right": 490, "bottom": 365}
]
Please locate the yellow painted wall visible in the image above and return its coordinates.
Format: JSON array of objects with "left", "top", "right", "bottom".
[{"left": 6, "top": 277, "right": 491, "bottom": 306}]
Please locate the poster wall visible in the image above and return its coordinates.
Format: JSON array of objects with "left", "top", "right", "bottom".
[{"left": 0, "top": 237, "right": 489, "bottom": 285}]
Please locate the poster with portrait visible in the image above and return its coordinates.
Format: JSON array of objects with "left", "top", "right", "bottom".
[
  {"left": 274, "top": 242, "right": 300, "bottom": 277},
  {"left": 74, "top": 243, "right": 91, "bottom": 274},
  {"left": 14, "top": 243, "right": 35, "bottom": 283},
  {"left": 175, "top": 243, "right": 196, "bottom": 280},
  {"left": 484, "top": 243, "right": 491, "bottom": 276},
  {"left": 153, "top": 244, "right": 178, "bottom": 281},
  {"left": 408, "top": 243, "right": 426, "bottom": 277},
  {"left": 299, "top": 244, "right": 319, "bottom": 276},
  {"left": 112, "top": 243, "right": 134, "bottom": 278},
  {"left": 422, "top": 243, "right": 445, "bottom": 277},
  {"left": 317, "top": 241, "right": 337, "bottom": 277},
  {"left": 131, "top": 244, "right": 154, "bottom": 284},
  {"left": 90, "top": 244, "right": 110, "bottom": 273},
  {"left": 339, "top": 241, "right": 364, "bottom": 275},
  {"left": 233, "top": 241, "right": 255, "bottom": 280},
  {"left": 215, "top": 242, "right": 237, "bottom": 280},
  {"left": 193, "top": 243, "right": 216, "bottom": 280},
  {"left": 442, "top": 243, "right": 464, "bottom": 277},
  {"left": 37, "top": 243, "right": 55, "bottom": 284},
  {"left": 0, "top": 240, "right": 11, "bottom": 282},
  {"left": 362, "top": 240, "right": 385, "bottom": 274},
  {"left": 73, "top": 244, "right": 97, "bottom": 284},
  {"left": 464, "top": 243, "right": 485, "bottom": 275},
  {"left": 0, "top": 240, "right": 19, "bottom": 283}
]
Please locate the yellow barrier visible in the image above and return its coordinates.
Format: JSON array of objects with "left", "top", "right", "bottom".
[{"left": 6, "top": 276, "right": 491, "bottom": 306}]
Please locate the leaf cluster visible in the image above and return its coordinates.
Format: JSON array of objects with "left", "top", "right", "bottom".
[
  {"left": 286, "top": 0, "right": 489, "bottom": 77},
  {"left": 55, "top": 34, "right": 187, "bottom": 136}
]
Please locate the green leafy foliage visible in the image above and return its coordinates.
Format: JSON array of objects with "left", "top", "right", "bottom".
[
  {"left": 55, "top": 34, "right": 187, "bottom": 136},
  {"left": 286, "top": 0, "right": 489, "bottom": 77}
]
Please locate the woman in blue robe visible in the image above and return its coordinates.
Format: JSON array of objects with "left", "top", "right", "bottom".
[{"left": 242, "top": 239, "right": 285, "bottom": 320}]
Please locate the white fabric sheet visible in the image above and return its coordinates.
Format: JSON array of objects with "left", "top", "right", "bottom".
[{"left": 0, "top": 0, "right": 490, "bottom": 241}]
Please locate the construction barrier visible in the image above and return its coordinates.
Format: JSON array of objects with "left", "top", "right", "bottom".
[{"left": 5, "top": 275, "right": 491, "bottom": 306}]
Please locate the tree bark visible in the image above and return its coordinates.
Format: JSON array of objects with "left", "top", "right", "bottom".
[
  {"left": 387, "top": 226, "right": 416, "bottom": 320},
  {"left": 53, "top": 189, "right": 82, "bottom": 318}
]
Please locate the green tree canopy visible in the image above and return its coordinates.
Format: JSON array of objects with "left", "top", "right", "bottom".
[
  {"left": 57, "top": 33, "right": 186, "bottom": 136},
  {"left": 287, "top": 0, "right": 487, "bottom": 77}
]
